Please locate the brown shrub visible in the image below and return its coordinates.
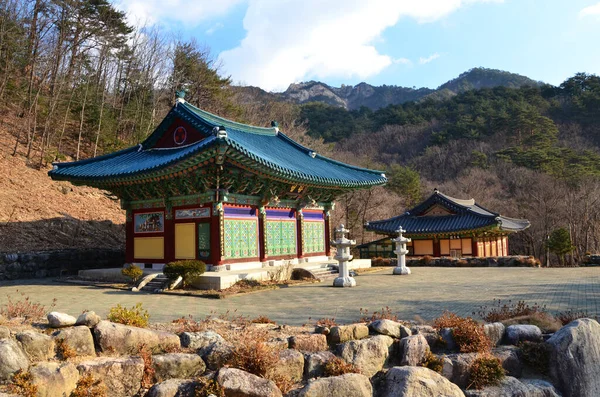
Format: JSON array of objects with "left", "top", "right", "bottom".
[
  {"left": 359, "top": 306, "right": 398, "bottom": 322},
  {"left": 8, "top": 370, "right": 38, "bottom": 397},
  {"left": 433, "top": 312, "right": 491, "bottom": 353},
  {"left": 308, "top": 317, "right": 338, "bottom": 328},
  {"left": 71, "top": 373, "right": 107, "bottom": 397},
  {"left": 502, "top": 312, "right": 562, "bottom": 333},
  {"left": 556, "top": 309, "right": 595, "bottom": 326},
  {"left": 323, "top": 356, "right": 361, "bottom": 377},
  {"left": 227, "top": 327, "right": 280, "bottom": 377},
  {"left": 56, "top": 338, "right": 76, "bottom": 360},
  {"left": 251, "top": 315, "right": 276, "bottom": 324},
  {"left": 456, "top": 259, "right": 469, "bottom": 267},
  {"left": 269, "top": 373, "right": 295, "bottom": 395},
  {"left": 195, "top": 378, "right": 225, "bottom": 397},
  {"left": 420, "top": 351, "right": 444, "bottom": 373},
  {"left": 137, "top": 344, "right": 155, "bottom": 388},
  {"left": 1, "top": 291, "right": 55, "bottom": 322},
  {"left": 518, "top": 341, "right": 550, "bottom": 375},
  {"left": 467, "top": 355, "right": 505, "bottom": 390},
  {"left": 476, "top": 300, "right": 547, "bottom": 323},
  {"left": 420, "top": 255, "right": 434, "bottom": 265}
]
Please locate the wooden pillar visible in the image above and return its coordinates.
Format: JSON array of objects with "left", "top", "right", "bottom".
[
  {"left": 259, "top": 207, "right": 267, "bottom": 262},
  {"left": 211, "top": 203, "right": 224, "bottom": 266},
  {"left": 433, "top": 237, "right": 441, "bottom": 257},
  {"left": 505, "top": 236, "right": 509, "bottom": 256},
  {"left": 324, "top": 210, "right": 331, "bottom": 256},
  {"left": 125, "top": 209, "right": 134, "bottom": 263},
  {"left": 296, "top": 210, "right": 304, "bottom": 259},
  {"left": 471, "top": 238, "right": 478, "bottom": 258},
  {"left": 164, "top": 205, "right": 175, "bottom": 264}
]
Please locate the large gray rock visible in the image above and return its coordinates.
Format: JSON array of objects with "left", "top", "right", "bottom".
[
  {"left": 547, "top": 318, "right": 600, "bottom": 397},
  {"left": 493, "top": 346, "right": 523, "bottom": 377},
  {"left": 411, "top": 325, "right": 441, "bottom": 348},
  {"left": 267, "top": 349, "right": 304, "bottom": 383},
  {"left": 180, "top": 330, "right": 224, "bottom": 350},
  {"left": 505, "top": 325, "right": 542, "bottom": 345},
  {"left": 47, "top": 312, "right": 77, "bottom": 328},
  {"left": 304, "top": 351, "right": 336, "bottom": 379},
  {"left": 484, "top": 322, "right": 506, "bottom": 346},
  {"left": 337, "top": 335, "right": 394, "bottom": 377},
  {"left": 30, "top": 362, "right": 79, "bottom": 397},
  {"left": 0, "top": 326, "right": 10, "bottom": 339},
  {"left": 77, "top": 356, "right": 144, "bottom": 397},
  {"left": 379, "top": 366, "right": 465, "bottom": 397},
  {"left": 370, "top": 319, "right": 406, "bottom": 338},
  {"left": 152, "top": 353, "right": 206, "bottom": 382},
  {"left": 298, "top": 373, "right": 372, "bottom": 397},
  {"left": 75, "top": 311, "right": 101, "bottom": 328},
  {"left": 146, "top": 379, "right": 200, "bottom": 397},
  {"left": 16, "top": 331, "right": 55, "bottom": 361},
  {"left": 289, "top": 334, "right": 327, "bottom": 352},
  {"left": 217, "top": 367, "right": 282, "bottom": 397},
  {"left": 441, "top": 353, "right": 479, "bottom": 389},
  {"left": 464, "top": 376, "right": 560, "bottom": 397},
  {"left": 440, "top": 328, "right": 458, "bottom": 351},
  {"left": 53, "top": 325, "right": 96, "bottom": 357},
  {"left": 328, "top": 324, "right": 369, "bottom": 344},
  {"left": 94, "top": 320, "right": 180, "bottom": 354},
  {"left": 399, "top": 333, "right": 430, "bottom": 366},
  {"left": 199, "top": 340, "right": 234, "bottom": 371},
  {"left": 0, "top": 338, "right": 30, "bottom": 381}
]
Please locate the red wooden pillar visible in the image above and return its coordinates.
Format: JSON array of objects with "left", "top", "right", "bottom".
[
  {"left": 433, "top": 237, "right": 441, "bottom": 257},
  {"left": 259, "top": 207, "right": 267, "bottom": 262},
  {"left": 296, "top": 210, "right": 304, "bottom": 259},
  {"left": 211, "top": 204, "right": 224, "bottom": 266},
  {"left": 164, "top": 207, "right": 175, "bottom": 264},
  {"left": 471, "top": 238, "right": 478, "bottom": 258},
  {"left": 324, "top": 211, "right": 331, "bottom": 256},
  {"left": 125, "top": 209, "right": 134, "bottom": 263}
]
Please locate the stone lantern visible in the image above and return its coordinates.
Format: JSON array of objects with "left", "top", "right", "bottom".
[
  {"left": 331, "top": 224, "right": 356, "bottom": 287},
  {"left": 393, "top": 227, "right": 411, "bottom": 275}
]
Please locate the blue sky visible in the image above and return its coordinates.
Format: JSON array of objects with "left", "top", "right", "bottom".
[{"left": 115, "top": 0, "right": 600, "bottom": 92}]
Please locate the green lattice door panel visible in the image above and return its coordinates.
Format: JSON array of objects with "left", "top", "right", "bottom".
[
  {"left": 266, "top": 221, "right": 296, "bottom": 256},
  {"left": 303, "top": 221, "right": 325, "bottom": 253},
  {"left": 197, "top": 222, "right": 211, "bottom": 261},
  {"left": 224, "top": 219, "right": 258, "bottom": 259}
]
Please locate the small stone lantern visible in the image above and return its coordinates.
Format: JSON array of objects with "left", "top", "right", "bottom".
[
  {"left": 331, "top": 224, "right": 356, "bottom": 287},
  {"left": 393, "top": 227, "right": 411, "bottom": 275}
]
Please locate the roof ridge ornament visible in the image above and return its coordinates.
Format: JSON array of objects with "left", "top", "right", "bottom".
[
  {"left": 213, "top": 125, "right": 227, "bottom": 139},
  {"left": 175, "top": 89, "right": 187, "bottom": 104},
  {"left": 271, "top": 120, "right": 279, "bottom": 133}
]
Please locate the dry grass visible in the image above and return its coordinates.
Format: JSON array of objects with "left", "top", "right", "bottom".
[
  {"left": 56, "top": 338, "right": 76, "bottom": 360},
  {"left": 556, "top": 309, "right": 596, "bottom": 326},
  {"left": 226, "top": 326, "right": 281, "bottom": 377},
  {"left": 433, "top": 312, "right": 491, "bottom": 354},
  {"left": 0, "top": 291, "right": 55, "bottom": 322},
  {"left": 137, "top": 344, "right": 156, "bottom": 388},
  {"left": 420, "top": 351, "right": 444, "bottom": 373},
  {"left": 359, "top": 306, "right": 398, "bottom": 322},
  {"left": 323, "top": 356, "right": 361, "bottom": 377},
  {"left": 476, "top": 299, "right": 547, "bottom": 323},
  {"left": 467, "top": 355, "right": 505, "bottom": 390},
  {"left": 251, "top": 315, "right": 276, "bottom": 324},
  {"left": 195, "top": 378, "right": 225, "bottom": 397},
  {"left": 71, "top": 373, "right": 107, "bottom": 397},
  {"left": 501, "top": 312, "right": 562, "bottom": 333},
  {"left": 8, "top": 370, "right": 38, "bottom": 397}
]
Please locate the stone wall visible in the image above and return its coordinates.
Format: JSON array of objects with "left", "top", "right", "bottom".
[{"left": 0, "top": 249, "right": 125, "bottom": 280}]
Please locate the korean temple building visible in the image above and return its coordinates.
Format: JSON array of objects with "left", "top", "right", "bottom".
[
  {"left": 361, "top": 190, "right": 530, "bottom": 259},
  {"left": 49, "top": 95, "right": 387, "bottom": 270}
]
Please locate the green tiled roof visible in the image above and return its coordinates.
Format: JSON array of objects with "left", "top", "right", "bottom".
[
  {"left": 49, "top": 100, "right": 387, "bottom": 189},
  {"left": 365, "top": 190, "right": 530, "bottom": 235}
]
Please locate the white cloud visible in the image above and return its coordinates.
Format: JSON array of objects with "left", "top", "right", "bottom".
[
  {"left": 206, "top": 22, "right": 224, "bottom": 35},
  {"left": 393, "top": 58, "right": 413, "bottom": 65},
  {"left": 114, "top": 0, "right": 243, "bottom": 27},
  {"left": 419, "top": 53, "right": 441, "bottom": 64},
  {"left": 579, "top": 2, "right": 600, "bottom": 18},
  {"left": 219, "top": 0, "right": 502, "bottom": 91}
]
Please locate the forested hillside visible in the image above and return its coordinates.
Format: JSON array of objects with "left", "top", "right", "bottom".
[{"left": 0, "top": 0, "right": 598, "bottom": 264}]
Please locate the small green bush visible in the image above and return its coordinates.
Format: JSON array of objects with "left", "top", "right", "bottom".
[
  {"left": 519, "top": 341, "right": 550, "bottom": 374},
  {"left": 468, "top": 355, "right": 505, "bottom": 390},
  {"left": 420, "top": 351, "right": 444, "bottom": 373},
  {"left": 121, "top": 265, "right": 144, "bottom": 284},
  {"left": 163, "top": 260, "right": 206, "bottom": 288},
  {"left": 107, "top": 303, "right": 149, "bottom": 327}
]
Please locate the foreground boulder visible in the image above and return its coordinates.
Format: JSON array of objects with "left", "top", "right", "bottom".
[
  {"left": 152, "top": 353, "right": 206, "bottom": 382},
  {"left": 217, "top": 367, "right": 282, "bottom": 397},
  {"left": 77, "top": 356, "right": 144, "bottom": 397},
  {"left": 47, "top": 312, "right": 77, "bottom": 328},
  {"left": 379, "top": 366, "right": 465, "bottom": 397},
  {"left": 304, "top": 351, "right": 336, "bottom": 379},
  {"left": 399, "top": 333, "right": 430, "bottom": 366},
  {"left": 464, "top": 376, "right": 560, "bottom": 397},
  {"left": 328, "top": 324, "right": 369, "bottom": 344},
  {"left": 505, "top": 325, "right": 542, "bottom": 345},
  {"left": 0, "top": 338, "right": 29, "bottom": 381},
  {"left": 53, "top": 325, "right": 96, "bottom": 357},
  {"left": 547, "top": 318, "right": 600, "bottom": 397},
  {"left": 146, "top": 379, "right": 200, "bottom": 397},
  {"left": 94, "top": 321, "right": 180, "bottom": 354},
  {"left": 289, "top": 334, "right": 327, "bottom": 352},
  {"left": 442, "top": 353, "right": 479, "bottom": 389},
  {"left": 30, "top": 362, "right": 79, "bottom": 397},
  {"left": 410, "top": 325, "right": 441, "bottom": 348},
  {"left": 75, "top": 311, "right": 101, "bottom": 328},
  {"left": 484, "top": 322, "right": 506, "bottom": 346},
  {"left": 370, "top": 319, "right": 410, "bottom": 338},
  {"left": 338, "top": 335, "right": 394, "bottom": 377},
  {"left": 180, "top": 330, "right": 224, "bottom": 350},
  {"left": 493, "top": 346, "right": 523, "bottom": 377},
  {"left": 298, "top": 373, "right": 372, "bottom": 397},
  {"left": 199, "top": 340, "right": 234, "bottom": 371},
  {"left": 16, "top": 331, "right": 55, "bottom": 361},
  {"left": 267, "top": 349, "right": 304, "bottom": 383}
]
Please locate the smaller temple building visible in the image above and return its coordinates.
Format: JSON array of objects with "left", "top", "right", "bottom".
[{"left": 362, "top": 189, "right": 530, "bottom": 258}]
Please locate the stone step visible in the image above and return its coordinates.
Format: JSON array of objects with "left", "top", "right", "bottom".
[{"left": 141, "top": 275, "right": 169, "bottom": 292}]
